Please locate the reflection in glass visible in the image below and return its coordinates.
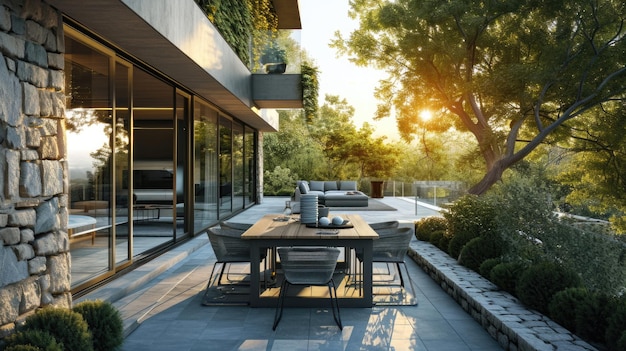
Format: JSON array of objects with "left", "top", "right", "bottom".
[
  {"left": 132, "top": 68, "right": 176, "bottom": 256},
  {"left": 244, "top": 126, "right": 255, "bottom": 207},
  {"left": 219, "top": 117, "right": 232, "bottom": 216},
  {"left": 193, "top": 101, "right": 218, "bottom": 231},
  {"left": 233, "top": 122, "right": 244, "bottom": 211},
  {"left": 65, "top": 35, "right": 112, "bottom": 287}
]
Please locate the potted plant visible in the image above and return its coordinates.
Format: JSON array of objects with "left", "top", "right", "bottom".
[{"left": 260, "top": 43, "right": 287, "bottom": 74}]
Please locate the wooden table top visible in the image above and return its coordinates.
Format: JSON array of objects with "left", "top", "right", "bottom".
[{"left": 241, "top": 213, "right": 378, "bottom": 240}]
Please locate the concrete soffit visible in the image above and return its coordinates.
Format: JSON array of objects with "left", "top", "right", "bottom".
[{"left": 47, "top": 0, "right": 284, "bottom": 132}]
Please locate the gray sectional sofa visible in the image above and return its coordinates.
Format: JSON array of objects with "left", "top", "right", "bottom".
[{"left": 291, "top": 180, "right": 368, "bottom": 213}]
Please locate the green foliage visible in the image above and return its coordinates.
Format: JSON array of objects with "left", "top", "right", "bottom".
[
  {"left": 4, "top": 346, "right": 41, "bottom": 351},
  {"left": 458, "top": 233, "right": 505, "bottom": 272},
  {"left": 19, "top": 307, "right": 93, "bottom": 351},
  {"left": 301, "top": 63, "right": 319, "bottom": 123},
  {"left": 333, "top": 0, "right": 626, "bottom": 194},
  {"left": 196, "top": 0, "right": 253, "bottom": 63},
  {"left": 478, "top": 258, "right": 501, "bottom": 279},
  {"left": 263, "top": 166, "right": 298, "bottom": 195},
  {"left": 548, "top": 288, "right": 589, "bottom": 333},
  {"left": 575, "top": 291, "right": 614, "bottom": 343},
  {"left": 444, "top": 195, "right": 497, "bottom": 259},
  {"left": 427, "top": 230, "right": 445, "bottom": 250},
  {"left": 489, "top": 261, "right": 527, "bottom": 296},
  {"left": 4, "top": 330, "right": 63, "bottom": 351},
  {"left": 606, "top": 297, "right": 626, "bottom": 351},
  {"left": 516, "top": 262, "right": 582, "bottom": 315},
  {"left": 72, "top": 300, "right": 124, "bottom": 351},
  {"left": 415, "top": 216, "right": 447, "bottom": 241}
]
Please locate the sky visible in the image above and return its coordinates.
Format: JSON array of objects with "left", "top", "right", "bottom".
[{"left": 299, "top": 0, "right": 400, "bottom": 140}]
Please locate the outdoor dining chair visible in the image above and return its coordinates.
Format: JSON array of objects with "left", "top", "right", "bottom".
[
  {"left": 206, "top": 227, "right": 268, "bottom": 288},
  {"left": 219, "top": 221, "right": 252, "bottom": 231},
  {"left": 368, "top": 220, "right": 400, "bottom": 230},
  {"left": 273, "top": 247, "right": 343, "bottom": 330},
  {"left": 352, "top": 227, "right": 415, "bottom": 296}
]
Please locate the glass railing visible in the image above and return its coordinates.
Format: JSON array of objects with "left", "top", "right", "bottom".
[{"left": 252, "top": 29, "right": 301, "bottom": 74}]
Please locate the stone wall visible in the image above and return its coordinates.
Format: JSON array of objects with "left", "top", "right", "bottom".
[{"left": 0, "top": 0, "right": 68, "bottom": 339}]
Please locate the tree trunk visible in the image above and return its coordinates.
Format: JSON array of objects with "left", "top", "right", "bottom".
[{"left": 467, "top": 161, "right": 507, "bottom": 195}]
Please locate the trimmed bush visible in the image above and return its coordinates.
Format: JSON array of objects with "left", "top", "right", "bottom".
[
  {"left": 3, "top": 330, "right": 62, "bottom": 351},
  {"left": 4, "top": 346, "right": 41, "bottom": 351},
  {"left": 548, "top": 287, "right": 589, "bottom": 332},
  {"left": 576, "top": 291, "right": 614, "bottom": 343},
  {"left": 73, "top": 300, "right": 124, "bottom": 351},
  {"left": 444, "top": 195, "right": 497, "bottom": 259},
  {"left": 489, "top": 261, "right": 527, "bottom": 295},
  {"left": 19, "top": 307, "right": 94, "bottom": 351},
  {"left": 428, "top": 229, "right": 444, "bottom": 246},
  {"left": 479, "top": 257, "right": 501, "bottom": 278},
  {"left": 458, "top": 232, "right": 505, "bottom": 272},
  {"left": 516, "top": 262, "right": 582, "bottom": 315},
  {"left": 606, "top": 297, "right": 626, "bottom": 351},
  {"left": 416, "top": 216, "right": 447, "bottom": 241}
]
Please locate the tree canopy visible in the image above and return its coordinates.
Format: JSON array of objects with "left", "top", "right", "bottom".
[{"left": 332, "top": 0, "right": 626, "bottom": 194}]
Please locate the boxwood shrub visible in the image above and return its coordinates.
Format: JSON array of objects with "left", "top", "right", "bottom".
[
  {"left": 548, "top": 287, "right": 589, "bottom": 332},
  {"left": 73, "top": 300, "right": 124, "bottom": 351},
  {"left": 18, "top": 307, "right": 93, "bottom": 351},
  {"left": 516, "top": 261, "right": 582, "bottom": 315},
  {"left": 489, "top": 260, "right": 528, "bottom": 296},
  {"left": 3, "top": 329, "right": 62, "bottom": 351},
  {"left": 416, "top": 216, "right": 447, "bottom": 241}
]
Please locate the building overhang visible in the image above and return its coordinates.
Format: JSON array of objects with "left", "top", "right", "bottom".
[{"left": 47, "top": 0, "right": 302, "bottom": 132}]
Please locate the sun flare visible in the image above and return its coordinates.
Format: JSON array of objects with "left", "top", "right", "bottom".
[{"left": 419, "top": 110, "right": 433, "bottom": 121}]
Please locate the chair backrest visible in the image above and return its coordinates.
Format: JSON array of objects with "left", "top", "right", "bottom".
[
  {"left": 369, "top": 221, "right": 400, "bottom": 231},
  {"left": 206, "top": 227, "right": 250, "bottom": 261},
  {"left": 372, "top": 227, "right": 413, "bottom": 262},
  {"left": 278, "top": 247, "right": 340, "bottom": 285},
  {"left": 219, "top": 221, "right": 252, "bottom": 231}
]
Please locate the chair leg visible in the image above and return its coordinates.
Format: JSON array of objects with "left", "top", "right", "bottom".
[
  {"left": 206, "top": 262, "right": 221, "bottom": 288},
  {"left": 272, "top": 280, "right": 289, "bottom": 330},
  {"left": 328, "top": 279, "right": 343, "bottom": 330}
]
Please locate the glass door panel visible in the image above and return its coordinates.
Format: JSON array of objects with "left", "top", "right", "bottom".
[
  {"left": 219, "top": 117, "right": 233, "bottom": 217},
  {"left": 132, "top": 68, "right": 175, "bottom": 256},
  {"left": 114, "top": 61, "right": 131, "bottom": 266},
  {"left": 65, "top": 35, "right": 113, "bottom": 287},
  {"left": 193, "top": 101, "right": 218, "bottom": 232}
]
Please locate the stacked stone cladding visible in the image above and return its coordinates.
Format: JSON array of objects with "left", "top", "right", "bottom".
[{"left": 0, "top": 0, "right": 68, "bottom": 340}]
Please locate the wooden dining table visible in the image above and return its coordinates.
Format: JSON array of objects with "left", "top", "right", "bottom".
[{"left": 241, "top": 213, "right": 379, "bottom": 308}]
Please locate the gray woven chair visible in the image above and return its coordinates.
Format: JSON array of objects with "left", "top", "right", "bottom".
[
  {"left": 353, "top": 227, "right": 415, "bottom": 296},
  {"left": 273, "top": 247, "right": 342, "bottom": 330},
  {"left": 206, "top": 227, "right": 267, "bottom": 288},
  {"left": 219, "top": 221, "right": 252, "bottom": 231},
  {"left": 368, "top": 220, "right": 399, "bottom": 230}
]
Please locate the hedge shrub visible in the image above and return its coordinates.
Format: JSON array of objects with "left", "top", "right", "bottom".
[
  {"left": 489, "top": 261, "right": 527, "bottom": 296},
  {"left": 606, "top": 296, "right": 626, "bottom": 351},
  {"left": 458, "top": 233, "right": 505, "bottom": 272},
  {"left": 516, "top": 261, "right": 582, "bottom": 315},
  {"left": 73, "top": 300, "right": 124, "bottom": 351},
  {"left": 416, "top": 216, "right": 447, "bottom": 241},
  {"left": 3, "top": 329, "right": 63, "bottom": 351},
  {"left": 575, "top": 291, "right": 614, "bottom": 343},
  {"left": 548, "top": 287, "right": 589, "bottom": 332},
  {"left": 444, "top": 195, "right": 497, "bottom": 259},
  {"left": 479, "top": 257, "right": 501, "bottom": 279},
  {"left": 18, "top": 307, "right": 94, "bottom": 351}
]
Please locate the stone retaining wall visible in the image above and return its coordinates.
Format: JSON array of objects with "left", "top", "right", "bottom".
[
  {"left": 408, "top": 242, "right": 598, "bottom": 351},
  {"left": 0, "top": 0, "right": 69, "bottom": 339}
]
